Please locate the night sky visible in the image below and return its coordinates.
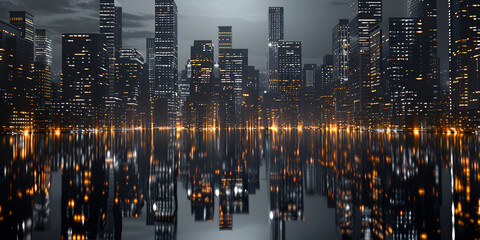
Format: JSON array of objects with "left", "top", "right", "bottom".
[{"left": 0, "top": 0, "right": 449, "bottom": 77}]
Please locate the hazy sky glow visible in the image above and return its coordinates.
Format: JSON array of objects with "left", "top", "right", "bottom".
[{"left": 0, "top": 0, "right": 448, "bottom": 75}]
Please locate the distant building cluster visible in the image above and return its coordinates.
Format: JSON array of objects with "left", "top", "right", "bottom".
[{"left": 0, "top": 0, "right": 479, "bottom": 132}]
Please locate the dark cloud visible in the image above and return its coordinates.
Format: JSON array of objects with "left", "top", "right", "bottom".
[
  {"left": 123, "top": 12, "right": 155, "bottom": 28},
  {"left": 123, "top": 30, "right": 153, "bottom": 41},
  {"left": 0, "top": 0, "right": 97, "bottom": 17}
]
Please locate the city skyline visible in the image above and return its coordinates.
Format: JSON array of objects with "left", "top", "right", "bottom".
[{"left": 0, "top": 0, "right": 449, "bottom": 76}]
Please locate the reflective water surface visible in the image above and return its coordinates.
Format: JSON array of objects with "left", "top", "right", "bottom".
[{"left": 0, "top": 130, "right": 479, "bottom": 240}]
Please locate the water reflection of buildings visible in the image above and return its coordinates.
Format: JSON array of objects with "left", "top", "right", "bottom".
[
  {"left": 177, "top": 130, "right": 261, "bottom": 230},
  {"left": 315, "top": 131, "right": 444, "bottom": 240},
  {"left": 2, "top": 131, "right": 480, "bottom": 239},
  {"left": 145, "top": 130, "right": 178, "bottom": 240},
  {"left": 268, "top": 130, "right": 304, "bottom": 240}
]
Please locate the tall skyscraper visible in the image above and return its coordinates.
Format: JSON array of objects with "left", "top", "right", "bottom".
[
  {"left": 114, "top": 49, "right": 144, "bottom": 128},
  {"left": 407, "top": 0, "right": 439, "bottom": 127},
  {"left": 100, "top": 0, "right": 122, "bottom": 97},
  {"left": 383, "top": 18, "right": 424, "bottom": 129},
  {"left": 33, "top": 29, "right": 53, "bottom": 131},
  {"left": 146, "top": 38, "right": 156, "bottom": 102},
  {"left": 61, "top": 34, "right": 108, "bottom": 129},
  {"left": 185, "top": 40, "right": 215, "bottom": 128},
  {"left": 268, "top": 7, "right": 284, "bottom": 94},
  {"left": 0, "top": 20, "right": 35, "bottom": 130},
  {"left": 347, "top": 0, "right": 382, "bottom": 127},
  {"left": 154, "top": 0, "right": 178, "bottom": 128},
  {"left": 449, "top": 1, "right": 480, "bottom": 130},
  {"left": 35, "top": 29, "right": 52, "bottom": 66},
  {"left": 218, "top": 26, "right": 232, "bottom": 50},
  {"left": 219, "top": 49, "right": 248, "bottom": 128},
  {"left": 332, "top": 19, "right": 349, "bottom": 85},
  {"left": 277, "top": 41, "right": 302, "bottom": 127},
  {"left": 9, "top": 11, "right": 34, "bottom": 44}
]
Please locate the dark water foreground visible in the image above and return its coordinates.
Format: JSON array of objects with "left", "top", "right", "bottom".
[{"left": 0, "top": 130, "right": 479, "bottom": 240}]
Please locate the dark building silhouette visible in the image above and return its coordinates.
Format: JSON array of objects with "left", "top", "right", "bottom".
[
  {"left": 219, "top": 49, "right": 248, "bottom": 128},
  {"left": 185, "top": 40, "right": 215, "bottom": 128},
  {"left": 449, "top": 0, "right": 480, "bottom": 130},
  {"left": 277, "top": 41, "right": 302, "bottom": 127},
  {"left": 0, "top": 19, "right": 35, "bottom": 131},
  {"left": 114, "top": 49, "right": 144, "bottom": 128},
  {"left": 268, "top": 7, "right": 284, "bottom": 95},
  {"left": 347, "top": 0, "right": 382, "bottom": 127},
  {"left": 218, "top": 26, "right": 232, "bottom": 50},
  {"left": 153, "top": 0, "right": 178, "bottom": 128},
  {"left": 61, "top": 34, "right": 108, "bottom": 129},
  {"left": 99, "top": 0, "right": 122, "bottom": 97}
]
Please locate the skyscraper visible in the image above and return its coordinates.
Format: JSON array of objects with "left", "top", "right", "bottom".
[
  {"left": 268, "top": 7, "right": 284, "bottom": 95},
  {"left": 407, "top": 0, "right": 439, "bottom": 128},
  {"left": 114, "top": 49, "right": 144, "bottom": 128},
  {"left": 347, "top": 0, "right": 382, "bottom": 127},
  {"left": 218, "top": 26, "right": 232, "bottom": 50},
  {"left": 34, "top": 29, "right": 53, "bottom": 113},
  {"left": 219, "top": 49, "right": 248, "bottom": 127},
  {"left": 277, "top": 41, "right": 302, "bottom": 127},
  {"left": 185, "top": 40, "right": 215, "bottom": 128},
  {"left": 146, "top": 38, "right": 156, "bottom": 101},
  {"left": 450, "top": 1, "right": 480, "bottom": 129},
  {"left": 332, "top": 19, "right": 349, "bottom": 85},
  {"left": 35, "top": 29, "right": 52, "bottom": 66},
  {"left": 0, "top": 20, "right": 35, "bottom": 131},
  {"left": 243, "top": 66, "right": 259, "bottom": 128},
  {"left": 61, "top": 34, "right": 108, "bottom": 129},
  {"left": 383, "top": 18, "right": 424, "bottom": 129},
  {"left": 9, "top": 11, "right": 34, "bottom": 44},
  {"left": 449, "top": 0, "right": 480, "bottom": 129},
  {"left": 153, "top": 0, "right": 178, "bottom": 128},
  {"left": 99, "top": 0, "right": 122, "bottom": 97}
]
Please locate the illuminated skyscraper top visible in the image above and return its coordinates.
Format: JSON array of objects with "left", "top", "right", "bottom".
[
  {"left": 218, "top": 26, "right": 232, "bottom": 50},
  {"left": 9, "top": 11, "right": 34, "bottom": 44},
  {"left": 268, "top": 7, "right": 284, "bottom": 43},
  {"left": 100, "top": 0, "right": 122, "bottom": 51},
  {"left": 100, "top": 0, "right": 122, "bottom": 97},
  {"left": 35, "top": 29, "right": 52, "bottom": 66}
]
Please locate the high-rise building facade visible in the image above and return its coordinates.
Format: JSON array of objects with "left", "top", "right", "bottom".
[
  {"left": 9, "top": 11, "right": 34, "bottom": 44},
  {"left": 449, "top": 0, "right": 480, "bottom": 130},
  {"left": 219, "top": 49, "right": 248, "bottom": 128},
  {"left": 408, "top": 0, "right": 439, "bottom": 128},
  {"left": 35, "top": 29, "right": 52, "bottom": 66},
  {"left": 153, "top": 0, "right": 178, "bottom": 128},
  {"left": 332, "top": 19, "right": 349, "bottom": 85},
  {"left": 61, "top": 34, "right": 108, "bottom": 129},
  {"left": 243, "top": 66, "right": 259, "bottom": 128},
  {"left": 319, "top": 55, "right": 333, "bottom": 94},
  {"left": 383, "top": 18, "right": 426, "bottom": 129},
  {"left": 347, "top": 0, "right": 382, "bottom": 127},
  {"left": 33, "top": 29, "right": 53, "bottom": 131},
  {"left": 146, "top": 37, "right": 156, "bottom": 104},
  {"left": 268, "top": 7, "right": 284, "bottom": 95},
  {"left": 185, "top": 40, "right": 215, "bottom": 128},
  {"left": 0, "top": 20, "right": 35, "bottom": 130},
  {"left": 277, "top": 41, "right": 301, "bottom": 127},
  {"left": 99, "top": 0, "right": 122, "bottom": 97},
  {"left": 114, "top": 49, "right": 144, "bottom": 128},
  {"left": 218, "top": 26, "right": 232, "bottom": 50}
]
